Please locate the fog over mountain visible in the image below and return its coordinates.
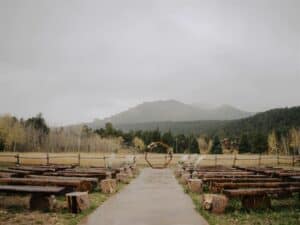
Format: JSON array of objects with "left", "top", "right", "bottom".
[{"left": 90, "top": 100, "right": 253, "bottom": 128}]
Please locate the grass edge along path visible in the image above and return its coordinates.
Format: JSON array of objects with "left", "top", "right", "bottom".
[
  {"left": 178, "top": 177, "right": 300, "bottom": 225},
  {"left": 58, "top": 182, "right": 127, "bottom": 225}
]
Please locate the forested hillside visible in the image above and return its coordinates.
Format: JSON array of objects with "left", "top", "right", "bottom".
[
  {"left": 115, "top": 120, "right": 229, "bottom": 135},
  {"left": 219, "top": 106, "right": 300, "bottom": 138}
]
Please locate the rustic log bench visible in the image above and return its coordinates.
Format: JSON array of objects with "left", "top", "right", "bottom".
[
  {"left": 197, "top": 172, "right": 255, "bottom": 177},
  {"left": 10, "top": 166, "right": 56, "bottom": 173},
  {"left": 0, "top": 172, "right": 17, "bottom": 178},
  {"left": 0, "top": 185, "right": 65, "bottom": 210},
  {"left": 0, "top": 177, "right": 93, "bottom": 192},
  {"left": 44, "top": 171, "right": 108, "bottom": 180},
  {"left": 223, "top": 187, "right": 300, "bottom": 209},
  {"left": 26, "top": 175, "right": 99, "bottom": 188},
  {"left": 0, "top": 168, "right": 32, "bottom": 177},
  {"left": 211, "top": 182, "right": 300, "bottom": 193}
]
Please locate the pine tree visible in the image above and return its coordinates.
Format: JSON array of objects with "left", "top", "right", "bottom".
[
  {"left": 239, "top": 134, "right": 251, "bottom": 153},
  {"left": 210, "top": 136, "right": 222, "bottom": 154}
]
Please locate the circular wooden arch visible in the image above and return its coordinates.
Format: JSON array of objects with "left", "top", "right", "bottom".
[{"left": 144, "top": 141, "right": 173, "bottom": 169}]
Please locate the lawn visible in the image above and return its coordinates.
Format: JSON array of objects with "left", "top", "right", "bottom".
[
  {"left": 183, "top": 183, "right": 300, "bottom": 225},
  {"left": 0, "top": 181, "right": 126, "bottom": 225}
]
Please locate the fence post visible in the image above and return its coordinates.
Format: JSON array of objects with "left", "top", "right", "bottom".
[
  {"left": 46, "top": 153, "right": 50, "bottom": 165},
  {"left": 15, "top": 154, "right": 20, "bottom": 166},
  {"left": 214, "top": 155, "right": 217, "bottom": 167},
  {"left": 103, "top": 156, "right": 106, "bottom": 168},
  {"left": 258, "top": 153, "right": 262, "bottom": 167},
  {"left": 233, "top": 153, "right": 237, "bottom": 167},
  {"left": 78, "top": 153, "right": 81, "bottom": 166},
  {"left": 292, "top": 153, "right": 295, "bottom": 167},
  {"left": 277, "top": 153, "right": 280, "bottom": 166}
]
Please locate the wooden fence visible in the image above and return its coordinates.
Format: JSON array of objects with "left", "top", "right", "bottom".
[{"left": 0, "top": 153, "right": 299, "bottom": 168}]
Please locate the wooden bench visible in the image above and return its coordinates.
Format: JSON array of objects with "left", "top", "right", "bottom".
[
  {"left": 44, "top": 172, "right": 107, "bottom": 180},
  {"left": 0, "top": 185, "right": 65, "bottom": 210},
  {"left": 203, "top": 177, "right": 282, "bottom": 184},
  {"left": 0, "top": 172, "right": 17, "bottom": 178},
  {"left": 212, "top": 182, "right": 300, "bottom": 193},
  {"left": 10, "top": 166, "right": 56, "bottom": 174},
  {"left": 197, "top": 172, "right": 255, "bottom": 178},
  {"left": 27, "top": 175, "right": 99, "bottom": 188},
  {"left": 0, "top": 168, "right": 32, "bottom": 177},
  {"left": 223, "top": 187, "right": 300, "bottom": 209},
  {"left": 0, "top": 177, "right": 93, "bottom": 192}
]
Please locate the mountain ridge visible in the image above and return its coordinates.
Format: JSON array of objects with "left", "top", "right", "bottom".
[{"left": 89, "top": 100, "right": 254, "bottom": 129}]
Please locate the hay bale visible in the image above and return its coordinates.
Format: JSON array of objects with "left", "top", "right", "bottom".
[
  {"left": 117, "top": 173, "right": 130, "bottom": 184},
  {"left": 180, "top": 172, "right": 191, "bottom": 185},
  {"left": 242, "top": 195, "right": 271, "bottom": 209},
  {"left": 187, "top": 179, "right": 203, "bottom": 193},
  {"left": 202, "top": 194, "right": 228, "bottom": 214},
  {"left": 100, "top": 179, "right": 117, "bottom": 194}
]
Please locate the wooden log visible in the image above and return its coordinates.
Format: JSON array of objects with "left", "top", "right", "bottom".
[
  {"left": 0, "top": 172, "right": 17, "bottom": 178},
  {"left": 203, "top": 177, "right": 282, "bottom": 184},
  {"left": 100, "top": 179, "right": 117, "bottom": 194},
  {"left": 197, "top": 172, "right": 255, "bottom": 177},
  {"left": 66, "top": 192, "right": 90, "bottom": 213},
  {"left": 242, "top": 195, "right": 271, "bottom": 209},
  {"left": 0, "top": 168, "right": 31, "bottom": 176},
  {"left": 187, "top": 179, "right": 203, "bottom": 193},
  {"left": 0, "top": 178, "right": 93, "bottom": 192},
  {"left": 26, "top": 175, "right": 98, "bottom": 188},
  {"left": 223, "top": 187, "right": 300, "bottom": 198},
  {"left": 202, "top": 174, "right": 267, "bottom": 178},
  {"left": 202, "top": 194, "right": 228, "bottom": 214},
  {"left": 44, "top": 172, "right": 107, "bottom": 180},
  {"left": 212, "top": 182, "right": 300, "bottom": 193},
  {"left": 9, "top": 166, "right": 55, "bottom": 173},
  {"left": 0, "top": 185, "right": 65, "bottom": 194}
]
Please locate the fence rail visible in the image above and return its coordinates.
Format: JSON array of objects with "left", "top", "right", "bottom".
[{"left": 0, "top": 153, "right": 299, "bottom": 168}]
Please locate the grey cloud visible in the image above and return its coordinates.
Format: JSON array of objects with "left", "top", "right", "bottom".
[{"left": 0, "top": 0, "right": 299, "bottom": 125}]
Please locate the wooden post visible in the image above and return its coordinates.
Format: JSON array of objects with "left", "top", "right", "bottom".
[
  {"left": 46, "top": 153, "right": 50, "bottom": 165},
  {"left": 233, "top": 153, "right": 237, "bottom": 167},
  {"left": 78, "top": 153, "right": 81, "bottom": 166},
  {"left": 277, "top": 152, "right": 280, "bottom": 166},
  {"left": 103, "top": 156, "right": 106, "bottom": 168},
  {"left": 258, "top": 153, "right": 262, "bottom": 167},
  {"left": 15, "top": 154, "right": 20, "bottom": 166},
  {"left": 214, "top": 155, "right": 217, "bottom": 167},
  {"left": 292, "top": 150, "right": 295, "bottom": 167}
]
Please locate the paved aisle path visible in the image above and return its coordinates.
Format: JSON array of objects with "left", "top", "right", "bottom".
[{"left": 80, "top": 168, "right": 208, "bottom": 225}]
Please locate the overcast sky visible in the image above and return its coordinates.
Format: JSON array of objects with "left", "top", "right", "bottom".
[{"left": 0, "top": 0, "right": 299, "bottom": 125}]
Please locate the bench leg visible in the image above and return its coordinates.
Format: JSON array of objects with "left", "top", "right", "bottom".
[
  {"left": 242, "top": 194, "right": 271, "bottom": 209},
  {"left": 29, "top": 194, "right": 56, "bottom": 211}
]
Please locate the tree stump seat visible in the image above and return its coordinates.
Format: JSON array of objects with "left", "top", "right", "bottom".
[
  {"left": 100, "top": 179, "right": 117, "bottom": 194},
  {"left": 66, "top": 192, "right": 90, "bottom": 214},
  {"left": 187, "top": 179, "right": 203, "bottom": 193}
]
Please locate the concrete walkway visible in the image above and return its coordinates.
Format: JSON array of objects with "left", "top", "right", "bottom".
[{"left": 80, "top": 168, "right": 208, "bottom": 225}]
